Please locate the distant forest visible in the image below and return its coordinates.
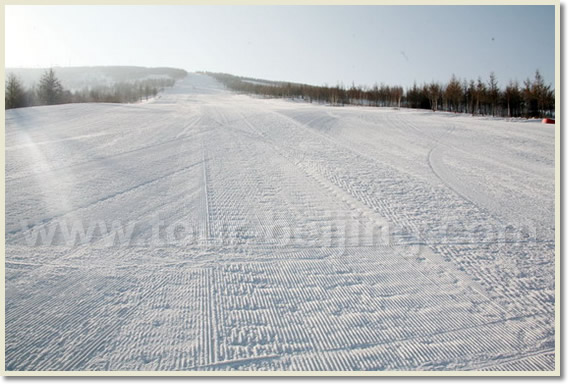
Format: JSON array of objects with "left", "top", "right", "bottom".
[
  {"left": 6, "top": 66, "right": 187, "bottom": 109},
  {"left": 207, "top": 71, "right": 555, "bottom": 119}
]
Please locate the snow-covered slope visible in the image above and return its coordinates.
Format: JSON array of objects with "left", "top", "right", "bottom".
[{"left": 5, "top": 73, "right": 555, "bottom": 371}]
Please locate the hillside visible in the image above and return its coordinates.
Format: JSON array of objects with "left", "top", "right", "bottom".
[
  {"left": 5, "top": 73, "right": 555, "bottom": 371},
  {"left": 6, "top": 66, "right": 188, "bottom": 90}
]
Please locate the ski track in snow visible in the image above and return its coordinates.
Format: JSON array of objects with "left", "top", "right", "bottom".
[{"left": 5, "top": 74, "right": 555, "bottom": 371}]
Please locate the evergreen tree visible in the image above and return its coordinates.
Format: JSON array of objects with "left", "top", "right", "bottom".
[
  {"left": 531, "top": 70, "right": 553, "bottom": 117},
  {"left": 487, "top": 72, "right": 499, "bottom": 116},
  {"left": 37, "top": 68, "right": 64, "bottom": 105},
  {"left": 5, "top": 73, "right": 26, "bottom": 109},
  {"left": 445, "top": 75, "right": 463, "bottom": 112}
]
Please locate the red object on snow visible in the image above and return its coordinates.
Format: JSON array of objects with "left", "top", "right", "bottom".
[{"left": 542, "top": 118, "right": 555, "bottom": 124}]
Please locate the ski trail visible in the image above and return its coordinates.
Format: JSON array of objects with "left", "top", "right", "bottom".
[{"left": 5, "top": 74, "right": 555, "bottom": 372}]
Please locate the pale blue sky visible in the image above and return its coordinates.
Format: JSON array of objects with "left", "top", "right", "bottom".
[{"left": 6, "top": 5, "right": 555, "bottom": 88}]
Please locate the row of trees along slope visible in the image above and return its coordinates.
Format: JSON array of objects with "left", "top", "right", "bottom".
[
  {"left": 207, "top": 70, "right": 554, "bottom": 119},
  {"left": 6, "top": 67, "right": 187, "bottom": 109}
]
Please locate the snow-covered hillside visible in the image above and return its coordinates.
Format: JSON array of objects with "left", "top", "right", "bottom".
[{"left": 5, "top": 73, "right": 555, "bottom": 371}]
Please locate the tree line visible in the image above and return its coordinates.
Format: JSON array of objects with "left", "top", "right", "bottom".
[
  {"left": 6, "top": 68, "right": 180, "bottom": 109},
  {"left": 207, "top": 71, "right": 554, "bottom": 118}
]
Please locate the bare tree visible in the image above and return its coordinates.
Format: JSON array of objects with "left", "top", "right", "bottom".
[
  {"left": 390, "top": 86, "right": 403, "bottom": 109},
  {"left": 504, "top": 80, "right": 521, "bottom": 118},
  {"left": 427, "top": 82, "right": 441, "bottom": 111}
]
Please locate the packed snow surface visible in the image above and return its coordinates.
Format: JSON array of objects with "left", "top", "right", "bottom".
[{"left": 5, "top": 74, "right": 555, "bottom": 371}]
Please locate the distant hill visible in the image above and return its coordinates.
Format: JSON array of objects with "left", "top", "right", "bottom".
[{"left": 6, "top": 66, "right": 188, "bottom": 91}]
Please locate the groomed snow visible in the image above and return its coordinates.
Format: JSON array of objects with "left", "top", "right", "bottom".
[{"left": 5, "top": 74, "right": 555, "bottom": 371}]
